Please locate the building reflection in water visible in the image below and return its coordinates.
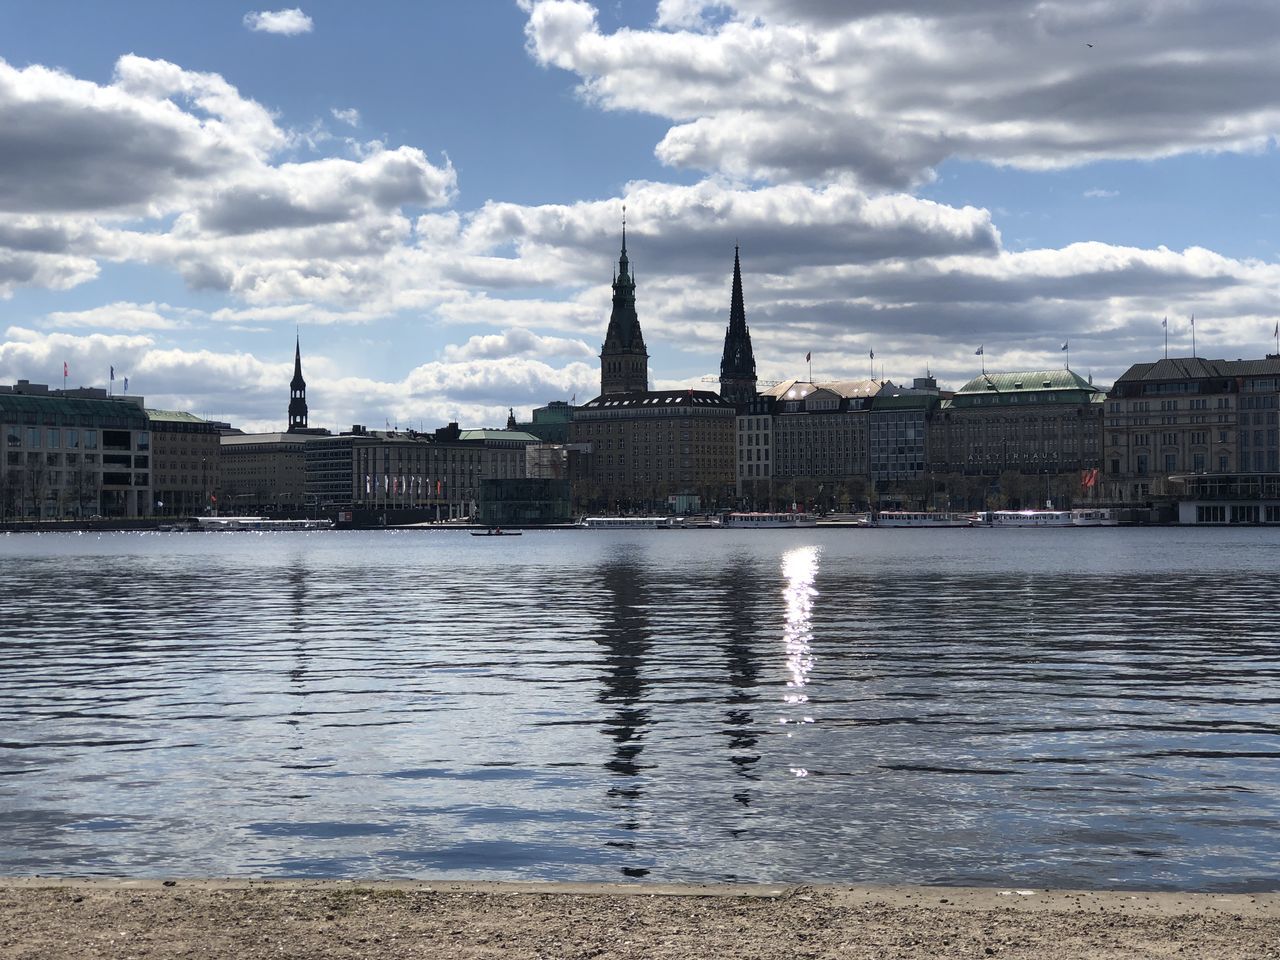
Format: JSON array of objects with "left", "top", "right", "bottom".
[
  {"left": 593, "top": 558, "right": 652, "bottom": 877},
  {"left": 780, "top": 546, "right": 819, "bottom": 778},
  {"left": 716, "top": 558, "right": 768, "bottom": 807}
]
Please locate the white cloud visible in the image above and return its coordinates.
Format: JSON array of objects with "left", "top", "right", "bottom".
[
  {"left": 1084, "top": 189, "right": 1120, "bottom": 199},
  {"left": 44, "top": 301, "right": 193, "bottom": 331},
  {"left": 442, "top": 329, "right": 596, "bottom": 361},
  {"left": 243, "top": 8, "right": 314, "bottom": 35},
  {"left": 523, "top": 0, "right": 1280, "bottom": 188},
  {"left": 331, "top": 106, "right": 360, "bottom": 127}
]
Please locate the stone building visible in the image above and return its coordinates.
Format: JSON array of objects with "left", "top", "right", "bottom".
[
  {"left": 718, "top": 246, "right": 758, "bottom": 407},
  {"left": 738, "top": 378, "right": 882, "bottom": 509},
  {"left": 148, "top": 409, "right": 223, "bottom": 516},
  {"left": 1104, "top": 356, "right": 1280, "bottom": 503},
  {"left": 219, "top": 432, "right": 309, "bottom": 514},
  {"left": 569, "top": 237, "right": 737, "bottom": 512},
  {"left": 929, "top": 369, "right": 1103, "bottom": 508},
  {"left": 0, "top": 380, "right": 151, "bottom": 518}
]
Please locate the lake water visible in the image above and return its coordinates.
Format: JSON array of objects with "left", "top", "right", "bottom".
[{"left": 1, "top": 527, "right": 1278, "bottom": 890}]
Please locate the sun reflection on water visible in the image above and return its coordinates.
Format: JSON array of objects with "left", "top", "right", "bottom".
[{"left": 780, "top": 544, "right": 820, "bottom": 712}]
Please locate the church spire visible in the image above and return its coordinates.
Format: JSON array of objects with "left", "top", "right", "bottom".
[
  {"left": 599, "top": 207, "right": 649, "bottom": 396},
  {"left": 719, "top": 245, "right": 757, "bottom": 407},
  {"left": 287, "top": 334, "right": 309, "bottom": 432}
]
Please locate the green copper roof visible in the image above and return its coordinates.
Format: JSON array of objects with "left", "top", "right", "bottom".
[
  {"left": 0, "top": 393, "right": 148, "bottom": 424},
  {"left": 956, "top": 369, "right": 1098, "bottom": 395},
  {"left": 145, "top": 409, "right": 208, "bottom": 423},
  {"left": 949, "top": 369, "right": 1100, "bottom": 408}
]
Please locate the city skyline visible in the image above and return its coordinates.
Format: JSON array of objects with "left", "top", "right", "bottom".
[{"left": 3, "top": 1, "right": 1280, "bottom": 432}]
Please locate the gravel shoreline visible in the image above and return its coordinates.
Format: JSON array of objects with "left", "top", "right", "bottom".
[{"left": 2, "top": 880, "right": 1277, "bottom": 959}]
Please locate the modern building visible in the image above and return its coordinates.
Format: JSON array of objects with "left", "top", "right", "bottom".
[
  {"left": 0, "top": 380, "right": 151, "bottom": 518},
  {"left": 148, "top": 409, "right": 223, "bottom": 516},
  {"left": 516, "top": 401, "right": 573, "bottom": 444},
  {"left": 929, "top": 369, "right": 1104, "bottom": 509},
  {"left": 478, "top": 478, "right": 572, "bottom": 526},
  {"left": 868, "top": 379, "right": 942, "bottom": 503},
  {"left": 1104, "top": 356, "right": 1280, "bottom": 502}
]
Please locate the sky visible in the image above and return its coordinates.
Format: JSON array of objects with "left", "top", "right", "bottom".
[{"left": 2, "top": 0, "right": 1280, "bottom": 432}]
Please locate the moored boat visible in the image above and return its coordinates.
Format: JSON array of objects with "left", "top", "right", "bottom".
[
  {"left": 722, "top": 511, "right": 818, "bottom": 528},
  {"left": 577, "top": 516, "right": 685, "bottom": 529},
  {"left": 862, "top": 510, "right": 976, "bottom": 528}
]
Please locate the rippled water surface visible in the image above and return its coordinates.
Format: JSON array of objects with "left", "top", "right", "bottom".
[{"left": 2, "top": 527, "right": 1278, "bottom": 889}]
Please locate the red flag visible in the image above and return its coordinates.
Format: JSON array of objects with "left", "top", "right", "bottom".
[{"left": 63, "top": 361, "right": 68, "bottom": 377}]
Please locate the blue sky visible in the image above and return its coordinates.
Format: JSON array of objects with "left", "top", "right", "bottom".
[{"left": 2, "top": 1, "right": 1279, "bottom": 431}]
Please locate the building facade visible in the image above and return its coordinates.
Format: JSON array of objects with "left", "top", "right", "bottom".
[
  {"left": 1104, "top": 357, "right": 1280, "bottom": 502},
  {"left": 737, "top": 379, "right": 881, "bottom": 509},
  {"left": 219, "top": 432, "right": 310, "bottom": 514},
  {"left": 0, "top": 380, "right": 151, "bottom": 518},
  {"left": 148, "top": 410, "right": 222, "bottom": 516},
  {"left": 930, "top": 369, "right": 1103, "bottom": 508}
]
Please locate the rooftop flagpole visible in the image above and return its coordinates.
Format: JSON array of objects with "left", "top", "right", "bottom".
[
  {"left": 1162, "top": 316, "right": 1168, "bottom": 358},
  {"left": 1191, "top": 314, "right": 1196, "bottom": 357}
]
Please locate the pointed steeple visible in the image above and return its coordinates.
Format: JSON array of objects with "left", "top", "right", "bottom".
[
  {"left": 719, "top": 245, "right": 757, "bottom": 407},
  {"left": 287, "top": 334, "right": 309, "bottom": 432},
  {"left": 599, "top": 207, "right": 649, "bottom": 396}
]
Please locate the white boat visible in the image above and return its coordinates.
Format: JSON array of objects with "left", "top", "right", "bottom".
[
  {"left": 577, "top": 516, "right": 685, "bottom": 529},
  {"left": 1070, "top": 508, "right": 1118, "bottom": 526},
  {"left": 978, "top": 510, "right": 1075, "bottom": 527},
  {"left": 722, "top": 512, "right": 818, "bottom": 528},
  {"left": 863, "top": 511, "right": 976, "bottom": 528},
  {"left": 192, "top": 516, "right": 334, "bottom": 531}
]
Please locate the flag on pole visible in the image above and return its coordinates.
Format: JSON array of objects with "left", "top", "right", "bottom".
[
  {"left": 869, "top": 349, "right": 875, "bottom": 360},
  {"left": 63, "top": 361, "right": 68, "bottom": 377},
  {"left": 1190, "top": 314, "right": 1195, "bottom": 326},
  {"left": 110, "top": 365, "right": 115, "bottom": 381},
  {"left": 1274, "top": 321, "right": 1278, "bottom": 338},
  {"left": 1162, "top": 316, "right": 1167, "bottom": 328},
  {"left": 974, "top": 345, "right": 984, "bottom": 356},
  {"left": 805, "top": 351, "right": 811, "bottom": 362},
  {"left": 1061, "top": 341, "right": 1069, "bottom": 351},
  {"left": 122, "top": 376, "right": 128, "bottom": 393}
]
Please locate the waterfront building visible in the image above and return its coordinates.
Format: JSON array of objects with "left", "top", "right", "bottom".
[
  {"left": 868, "top": 379, "right": 942, "bottom": 505},
  {"left": 572, "top": 390, "right": 737, "bottom": 510},
  {"left": 458, "top": 428, "right": 539, "bottom": 482},
  {"left": 719, "top": 246, "right": 758, "bottom": 407},
  {"left": 219, "top": 432, "right": 310, "bottom": 514},
  {"left": 740, "top": 378, "right": 882, "bottom": 509},
  {"left": 569, "top": 235, "right": 737, "bottom": 512},
  {"left": 478, "top": 477, "right": 572, "bottom": 526},
  {"left": 303, "top": 422, "right": 537, "bottom": 520},
  {"left": 0, "top": 380, "right": 151, "bottom": 518},
  {"left": 1104, "top": 356, "right": 1280, "bottom": 503},
  {"left": 148, "top": 410, "right": 223, "bottom": 516},
  {"left": 929, "top": 369, "right": 1104, "bottom": 509}
]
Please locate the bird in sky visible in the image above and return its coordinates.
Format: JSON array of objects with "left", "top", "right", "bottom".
[{"left": 1085, "top": 42, "right": 1094, "bottom": 47}]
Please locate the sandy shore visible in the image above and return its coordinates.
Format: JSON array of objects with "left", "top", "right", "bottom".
[{"left": 1, "top": 879, "right": 1277, "bottom": 959}]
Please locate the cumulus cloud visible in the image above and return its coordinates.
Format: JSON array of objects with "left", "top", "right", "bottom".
[
  {"left": 523, "top": 0, "right": 1280, "bottom": 188},
  {"left": 442, "top": 329, "right": 596, "bottom": 361},
  {"left": 44, "top": 302, "right": 193, "bottom": 331},
  {"left": 243, "top": 8, "right": 313, "bottom": 35},
  {"left": 331, "top": 106, "right": 360, "bottom": 127}
]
